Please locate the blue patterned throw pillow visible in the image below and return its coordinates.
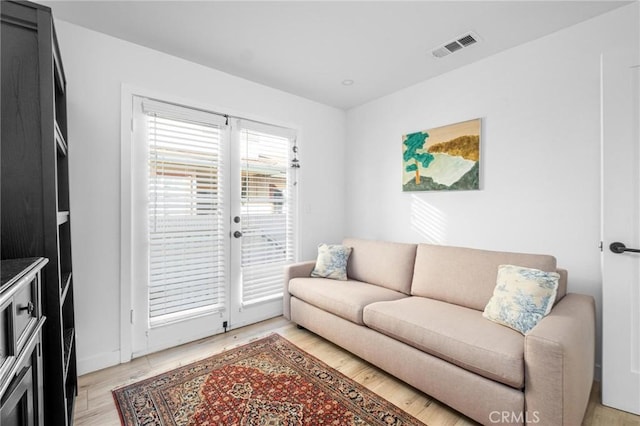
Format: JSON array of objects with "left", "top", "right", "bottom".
[
  {"left": 310, "top": 244, "right": 352, "bottom": 281},
  {"left": 483, "top": 264, "right": 560, "bottom": 334}
]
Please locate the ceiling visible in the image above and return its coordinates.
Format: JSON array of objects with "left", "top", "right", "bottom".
[{"left": 42, "top": 1, "right": 630, "bottom": 110}]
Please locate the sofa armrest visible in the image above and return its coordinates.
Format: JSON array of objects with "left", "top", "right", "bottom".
[
  {"left": 283, "top": 260, "right": 316, "bottom": 320},
  {"left": 524, "top": 293, "right": 595, "bottom": 426}
]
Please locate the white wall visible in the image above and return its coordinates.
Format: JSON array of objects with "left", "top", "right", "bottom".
[
  {"left": 58, "top": 3, "right": 636, "bottom": 376},
  {"left": 55, "top": 21, "right": 346, "bottom": 375},
  {"left": 345, "top": 3, "right": 638, "bottom": 374}
]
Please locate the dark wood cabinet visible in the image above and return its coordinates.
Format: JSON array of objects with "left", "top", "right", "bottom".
[
  {"left": 1, "top": 1, "right": 77, "bottom": 424},
  {"left": 0, "top": 258, "right": 47, "bottom": 426}
]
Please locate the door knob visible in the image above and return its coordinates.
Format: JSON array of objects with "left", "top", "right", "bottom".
[
  {"left": 233, "top": 231, "right": 242, "bottom": 238},
  {"left": 610, "top": 242, "right": 640, "bottom": 254}
]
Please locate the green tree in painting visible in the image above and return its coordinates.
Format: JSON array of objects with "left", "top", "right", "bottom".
[{"left": 403, "top": 131, "right": 434, "bottom": 185}]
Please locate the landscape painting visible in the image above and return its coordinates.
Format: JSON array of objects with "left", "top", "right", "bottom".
[{"left": 402, "top": 118, "right": 481, "bottom": 191}]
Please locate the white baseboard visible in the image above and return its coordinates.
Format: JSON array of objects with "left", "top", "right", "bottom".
[{"left": 77, "top": 349, "right": 122, "bottom": 376}]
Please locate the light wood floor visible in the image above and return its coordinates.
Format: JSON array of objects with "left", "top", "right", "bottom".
[{"left": 74, "top": 317, "right": 640, "bottom": 425}]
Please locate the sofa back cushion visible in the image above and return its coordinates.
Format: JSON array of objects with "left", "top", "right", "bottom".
[
  {"left": 343, "top": 238, "right": 417, "bottom": 294},
  {"left": 411, "top": 243, "right": 563, "bottom": 311}
]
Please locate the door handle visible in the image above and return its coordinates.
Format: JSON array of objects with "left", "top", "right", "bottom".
[
  {"left": 610, "top": 242, "right": 640, "bottom": 254},
  {"left": 18, "top": 302, "right": 34, "bottom": 316},
  {"left": 233, "top": 231, "right": 242, "bottom": 238}
]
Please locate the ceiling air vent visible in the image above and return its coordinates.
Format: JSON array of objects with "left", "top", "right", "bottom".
[{"left": 431, "top": 31, "right": 481, "bottom": 58}]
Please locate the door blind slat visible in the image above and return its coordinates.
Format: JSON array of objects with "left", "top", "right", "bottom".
[
  {"left": 147, "top": 108, "right": 226, "bottom": 322},
  {"left": 239, "top": 127, "right": 296, "bottom": 306}
]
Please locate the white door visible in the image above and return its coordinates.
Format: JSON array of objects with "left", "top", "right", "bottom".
[
  {"left": 130, "top": 96, "right": 231, "bottom": 356},
  {"left": 127, "top": 95, "right": 297, "bottom": 357},
  {"left": 228, "top": 120, "right": 298, "bottom": 328},
  {"left": 601, "top": 48, "right": 640, "bottom": 414}
]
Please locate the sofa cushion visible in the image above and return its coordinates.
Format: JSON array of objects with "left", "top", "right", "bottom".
[
  {"left": 310, "top": 243, "right": 352, "bottom": 280},
  {"left": 483, "top": 265, "right": 560, "bottom": 334},
  {"left": 289, "top": 277, "right": 407, "bottom": 325},
  {"left": 411, "top": 244, "right": 559, "bottom": 311},
  {"left": 343, "top": 238, "right": 417, "bottom": 294},
  {"left": 363, "top": 297, "right": 525, "bottom": 388}
]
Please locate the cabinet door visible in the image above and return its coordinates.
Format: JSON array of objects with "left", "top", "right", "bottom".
[
  {"left": 0, "top": 365, "right": 34, "bottom": 426},
  {"left": 14, "top": 279, "right": 37, "bottom": 354}
]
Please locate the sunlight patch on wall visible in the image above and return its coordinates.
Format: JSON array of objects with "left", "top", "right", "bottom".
[{"left": 410, "top": 195, "right": 447, "bottom": 244}]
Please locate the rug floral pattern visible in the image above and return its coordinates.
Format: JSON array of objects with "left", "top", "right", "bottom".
[{"left": 113, "top": 334, "right": 425, "bottom": 425}]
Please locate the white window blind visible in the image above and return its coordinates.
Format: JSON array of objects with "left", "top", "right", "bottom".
[
  {"left": 239, "top": 122, "right": 297, "bottom": 306},
  {"left": 143, "top": 98, "right": 227, "bottom": 325}
]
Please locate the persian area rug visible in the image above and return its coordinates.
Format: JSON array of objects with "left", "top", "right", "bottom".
[{"left": 113, "top": 333, "right": 425, "bottom": 425}]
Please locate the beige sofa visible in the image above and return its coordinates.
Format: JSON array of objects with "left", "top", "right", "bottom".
[{"left": 283, "top": 238, "right": 595, "bottom": 426}]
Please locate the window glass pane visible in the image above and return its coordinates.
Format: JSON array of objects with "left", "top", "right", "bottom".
[
  {"left": 240, "top": 127, "right": 296, "bottom": 306},
  {"left": 147, "top": 113, "right": 226, "bottom": 324}
]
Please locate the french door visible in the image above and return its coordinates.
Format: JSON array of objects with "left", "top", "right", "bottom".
[{"left": 129, "top": 95, "right": 296, "bottom": 357}]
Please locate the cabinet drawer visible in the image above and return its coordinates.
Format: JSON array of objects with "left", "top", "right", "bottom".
[{"left": 13, "top": 279, "right": 36, "bottom": 352}]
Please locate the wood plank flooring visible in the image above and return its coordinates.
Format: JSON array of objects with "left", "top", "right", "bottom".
[{"left": 73, "top": 317, "right": 640, "bottom": 425}]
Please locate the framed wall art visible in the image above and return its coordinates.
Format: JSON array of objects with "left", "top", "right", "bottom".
[{"left": 402, "top": 118, "right": 481, "bottom": 191}]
